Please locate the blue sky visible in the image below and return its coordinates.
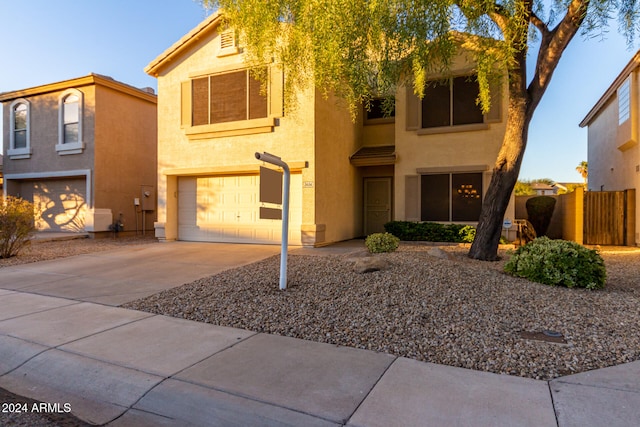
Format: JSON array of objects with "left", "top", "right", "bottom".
[{"left": 0, "top": 0, "right": 636, "bottom": 183}]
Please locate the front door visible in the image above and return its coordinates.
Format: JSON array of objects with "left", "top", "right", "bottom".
[{"left": 364, "top": 177, "right": 392, "bottom": 236}]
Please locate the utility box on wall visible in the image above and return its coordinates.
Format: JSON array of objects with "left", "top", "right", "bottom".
[{"left": 140, "top": 185, "right": 155, "bottom": 211}]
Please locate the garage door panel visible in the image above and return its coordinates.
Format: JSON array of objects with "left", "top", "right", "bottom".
[
  {"left": 29, "top": 179, "right": 87, "bottom": 232},
  {"left": 178, "top": 174, "right": 302, "bottom": 244}
]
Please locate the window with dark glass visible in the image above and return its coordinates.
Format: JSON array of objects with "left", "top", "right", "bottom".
[
  {"left": 421, "top": 75, "right": 483, "bottom": 128},
  {"left": 63, "top": 95, "right": 79, "bottom": 144},
  {"left": 13, "top": 103, "right": 28, "bottom": 149},
  {"left": 365, "top": 98, "right": 396, "bottom": 121},
  {"left": 421, "top": 173, "right": 483, "bottom": 222},
  {"left": 191, "top": 69, "right": 268, "bottom": 126}
]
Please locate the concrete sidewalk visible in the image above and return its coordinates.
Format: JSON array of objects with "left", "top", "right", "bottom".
[{"left": 0, "top": 241, "right": 639, "bottom": 426}]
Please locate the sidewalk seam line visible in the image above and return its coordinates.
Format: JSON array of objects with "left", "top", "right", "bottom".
[
  {"left": 551, "top": 379, "right": 640, "bottom": 395},
  {"left": 342, "top": 355, "right": 399, "bottom": 426}
]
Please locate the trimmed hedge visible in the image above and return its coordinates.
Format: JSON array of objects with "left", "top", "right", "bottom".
[{"left": 383, "top": 221, "right": 471, "bottom": 243}]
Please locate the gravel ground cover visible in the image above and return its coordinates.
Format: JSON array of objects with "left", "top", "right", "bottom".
[
  {"left": 123, "top": 243, "right": 640, "bottom": 381},
  {"left": 1, "top": 237, "right": 638, "bottom": 426}
]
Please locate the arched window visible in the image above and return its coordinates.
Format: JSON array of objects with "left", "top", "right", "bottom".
[
  {"left": 57, "top": 89, "right": 85, "bottom": 155},
  {"left": 63, "top": 94, "right": 79, "bottom": 144},
  {"left": 8, "top": 99, "right": 31, "bottom": 159}
]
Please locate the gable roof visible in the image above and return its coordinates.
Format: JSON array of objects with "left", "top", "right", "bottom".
[
  {"left": 0, "top": 73, "right": 157, "bottom": 104},
  {"left": 579, "top": 50, "right": 640, "bottom": 128},
  {"left": 145, "top": 12, "right": 224, "bottom": 77}
]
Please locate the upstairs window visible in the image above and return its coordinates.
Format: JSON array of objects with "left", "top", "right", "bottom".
[
  {"left": 618, "top": 77, "right": 630, "bottom": 125},
  {"left": 191, "top": 68, "right": 268, "bottom": 126},
  {"left": 13, "top": 103, "right": 28, "bottom": 148},
  {"left": 422, "top": 75, "right": 484, "bottom": 129},
  {"left": 364, "top": 97, "right": 396, "bottom": 124},
  {"left": 8, "top": 99, "right": 31, "bottom": 159},
  {"left": 63, "top": 94, "right": 79, "bottom": 144},
  {"left": 57, "top": 89, "right": 85, "bottom": 155}
]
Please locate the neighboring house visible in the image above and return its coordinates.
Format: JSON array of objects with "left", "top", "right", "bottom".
[
  {"left": 530, "top": 182, "right": 556, "bottom": 195},
  {"left": 145, "top": 12, "right": 513, "bottom": 246},
  {"left": 0, "top": 74, "right": 157, "bottom": 235},
  {"left": 580, "top": 50, "right": 640, "bottom": 245}
]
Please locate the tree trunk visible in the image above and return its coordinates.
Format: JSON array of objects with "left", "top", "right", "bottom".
[{"left": 468, "top": 55, "right": 532, "bottom": 261}]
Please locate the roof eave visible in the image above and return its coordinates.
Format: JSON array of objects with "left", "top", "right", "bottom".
[
  {"left": 0, "top": 74, "right": 156, "bottom": 104},
  {"left": 145, "top": 11, "right": 224, "bottom": 77},
  {"left": 579, "top": 50, "right": 640, "bottom": 128}
]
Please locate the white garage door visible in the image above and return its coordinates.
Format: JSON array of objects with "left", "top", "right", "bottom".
[
  {"left": 29, "top": 178, "right": 88, "bottom": 232},
  {"left": 178, "top": 174, "right": 302, "bottom": 244}
]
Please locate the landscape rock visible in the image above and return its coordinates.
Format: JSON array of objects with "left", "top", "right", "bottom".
[
  {"left": 427, "top": 247, "right": 453, "bottom": 260},
  {"left": 353, "top": 256, "right": 390, "bottom": 273}
]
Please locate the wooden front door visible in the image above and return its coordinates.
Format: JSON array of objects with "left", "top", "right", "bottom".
[{"left": 364, "top": 177, "right": 392, "bottom": 236}]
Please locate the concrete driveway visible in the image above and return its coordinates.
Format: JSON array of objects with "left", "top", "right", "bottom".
[{"left": 0, "top": 242, "right": 281, "bottom": 306}]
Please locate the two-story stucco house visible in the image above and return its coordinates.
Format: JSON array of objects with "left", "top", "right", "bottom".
[
  {"left": 580, "top": 50, "right": 640, "bottom": 245},
  {"left": 1, "top": 74, "right": 157, "bottom": 235},
  {"left": 145, "top": 12, "right": 512, "bottom": 246}
]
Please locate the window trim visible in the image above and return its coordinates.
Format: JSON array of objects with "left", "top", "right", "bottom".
[
  {"left": 618, "top": 77, "right": 631, "bottom": 125},
  {"left": 421, "top": 74, "right": 485, "bottom": 131},
  {"left": 56, "top": 89, "right": 86, "bottom": 155},
  {"left": 8, "top": 99, "right": 32, "bottom": 159},
  {"left": 184, "top": 66, "right": 280, "bottom": 139},
  {"left": 418, "top": 170, "right": 485, "bottom": 223}
]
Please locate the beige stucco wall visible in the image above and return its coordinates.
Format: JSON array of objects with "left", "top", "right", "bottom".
[
  {"left": 313, "top": 93, "right": 361, "bottom": 243},
  {"left": 587, "top": 75, "right": 640, "bottom": 193},
  {"left": 586, "top": 69, "right": 640, "bottom": 244},
  {"left": 94, "top": 84, "right": 158, "bottom": 232},
  {"left": 394, "top": 79, "right": 514, "bottom": 225},
  {"left": 154, "top": 28, "right": 318, "bottom": 243}
]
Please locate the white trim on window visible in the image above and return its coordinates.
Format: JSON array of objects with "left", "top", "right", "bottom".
[
  {"left": 56, "top": 88, "right": 86, "bottom": 155},
  {"left": 8, "top": 98, "right": 32, "bottom": 159},
  {"left": 618, "top": 77, "right": 631, "bottom": 125}
]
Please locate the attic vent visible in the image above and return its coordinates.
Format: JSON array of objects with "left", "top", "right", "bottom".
[{"left": 218, "top": 30, "right": 239, "bottom": 56}]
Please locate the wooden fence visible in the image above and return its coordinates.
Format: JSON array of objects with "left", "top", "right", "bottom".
[{"left": 583, "top": 189, "right": 636, "bottom": 245}]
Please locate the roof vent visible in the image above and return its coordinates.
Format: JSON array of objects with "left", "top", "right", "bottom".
[
  {"left": 218, "top": 30, "right": 239, "bottom": 57},
  {"left": 140, "top": 87, "right": 155, "bottom": 95}
]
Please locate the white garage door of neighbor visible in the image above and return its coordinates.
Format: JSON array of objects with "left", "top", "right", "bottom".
[
  {"left": 31, "top": 179, "right": 88, "bottom": 232},
  {"left": 178, "top": 174, "right": 302, "bottom": 244}
]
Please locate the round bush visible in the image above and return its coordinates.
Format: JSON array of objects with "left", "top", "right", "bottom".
[
  {"left": 504, "top": 237, "right": 606, "bottom": 289},
  {"left": 365, "top": 232, "right": 400, "bottom": 253}
]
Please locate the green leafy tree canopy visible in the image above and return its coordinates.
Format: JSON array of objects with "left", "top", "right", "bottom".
[{"left": 203, "top": 0, "right": 637, "bottom": 260}]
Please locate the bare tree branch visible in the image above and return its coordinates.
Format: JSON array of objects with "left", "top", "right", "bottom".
[
  {"left": 530, "top": 11, "right": 549, "bottom": 35},
  {"left": 528, "top": 0, "right": 590, "bottom": 111}
]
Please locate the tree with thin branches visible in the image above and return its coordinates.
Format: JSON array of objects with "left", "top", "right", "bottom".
[{"left": 203, "top": 0, "right": 637, "bottom": 260}]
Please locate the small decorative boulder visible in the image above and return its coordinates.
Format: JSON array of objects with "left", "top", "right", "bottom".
[
  {"left": 427, "top": 247, "right": 452, "bottom": 260},
  {"left": 354, "top": 256, "right": 389, "bottom": 274}
]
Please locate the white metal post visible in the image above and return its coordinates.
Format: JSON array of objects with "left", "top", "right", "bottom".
[{"left": 255, "top": 152, "right": 290, "bottom": 290}]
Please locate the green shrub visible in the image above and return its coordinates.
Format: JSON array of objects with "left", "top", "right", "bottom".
[
  {"left": 525, "top": 196, "right": 556, "bottom": 236},
  {"left": 384, "top": 221, "right": 467, "bottom": 242},
  {"left": 365, "top": 232, "right": 400, "bottom": 253},
  {"left": 0, "top": 196, "right": 36, "bottom": 259},
  {"left": 384, "top": 221, "right": 510, "bottom": 244},
  {"left": 504, "top": 237, "right": 606, "bottom": 289},
  {"left": 459, "top": 225, "right": 476, "bottom": 243}
]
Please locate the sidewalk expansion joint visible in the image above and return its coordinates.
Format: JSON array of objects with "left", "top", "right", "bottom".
[{"left": 343, "top": 355, "right": 399, "bottom": 426}]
